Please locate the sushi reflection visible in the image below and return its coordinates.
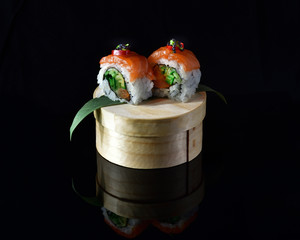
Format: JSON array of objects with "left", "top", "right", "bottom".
[
  {"left": 96, "top": 152, "right": 204, "bottom": 238},
  {"left": 101, "top": 206, "right": 199, "bottom": 238}
]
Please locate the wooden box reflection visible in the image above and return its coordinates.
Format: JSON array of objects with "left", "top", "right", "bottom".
[{"left": 96, "top": 153, "right": 204, "bottom": 219}]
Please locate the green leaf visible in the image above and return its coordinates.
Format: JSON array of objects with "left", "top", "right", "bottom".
[
  {"left": 69, "top": 96, "right": 124, "bottom": 140},
  {"left": 197, "top": 84, "right": 227, "bottom": 104},
  {"left": 72, "top": 178, "right": 102, "bottom": 207}
]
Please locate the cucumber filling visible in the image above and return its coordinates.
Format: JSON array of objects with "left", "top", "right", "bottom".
[
  {"left": 104, "top": 68, "right": 130, "bottom": 101},
  {"left": 156, "top": 64, "right": 182, "bottom": 85}
]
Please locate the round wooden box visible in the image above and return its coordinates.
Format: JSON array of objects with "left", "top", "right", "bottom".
[{"left": 93, "top": 88, "right": 206, "bottom": 219}]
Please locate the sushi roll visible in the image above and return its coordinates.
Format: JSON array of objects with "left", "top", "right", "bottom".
[
  {"left": 151, "top": 206, "right": 199, "bottom": 234},
  {"left": 148, "top": 39, "right": 201, "bottom": 102},
  {"left": 101, "top": 207, "right": 149, "bottom": 238},
  {"left": 97, "top": 43, "right": 154, "bottom": 105}
]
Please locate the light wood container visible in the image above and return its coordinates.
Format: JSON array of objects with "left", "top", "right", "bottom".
[
  {"left": 93, "top": 88, "right": 206, "bottom": 219},
  {"left": 93, "top": 88, "right": 206, "bottom": 169}
]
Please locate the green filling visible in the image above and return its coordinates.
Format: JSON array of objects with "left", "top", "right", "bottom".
[
  {"left": 158, "top": 64, "right": 182, "bottom": 85},
  {"left": 104, "top": 68, "right": 126, "bottom": 92},
  {"left": 107, "top": 211, "right": 128, "bottom": 228}
]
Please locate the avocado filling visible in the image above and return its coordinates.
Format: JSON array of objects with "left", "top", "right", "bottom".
[
  {"left": 155, "top": 64, "right": 182, "bottom": 85},
  {"left": 104, "top": 68, "right": 130, "bottom": 101},
  {"left": 107, "top": 210, "right": 128, "bottom": 228}
]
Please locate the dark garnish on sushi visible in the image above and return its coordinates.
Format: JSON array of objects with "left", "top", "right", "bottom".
[
  {"left": 167, "top": 38, "right": 184, "bottom": 53},
  {"left": 112, "top": 43, "right": 131, "bottom": 56},
  {"left": 104, "top": 68, "right": 131, "bottom": 101},
  {"left": 116, "top": 43, "right": 131, "bottom": 50},
  {"left": 107, "top": 210, "right": 129, "bottom": 228}
]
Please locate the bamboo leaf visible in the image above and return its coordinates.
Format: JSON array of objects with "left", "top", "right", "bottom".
[
  {"left": 72, "top": 178, "right": 102, "bottom": 207},
  {"left": 70, "top": 96, "right": 124, "bottom": 140},
  {"left": 197, "top": 84, "right": 227, "bottom": 104}
]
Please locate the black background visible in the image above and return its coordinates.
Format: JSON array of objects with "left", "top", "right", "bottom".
[{"left": 0, "top": 0, "right": 299, "bottom": 239}]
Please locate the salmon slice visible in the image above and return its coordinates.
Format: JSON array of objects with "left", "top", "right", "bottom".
[
  {"left": 100, "top": 51, "right": 155, "bottom": 82},
  {"left": 152, "top": 64, "right": 170, "bottom": 88},
  {"left": 116, "top": 88, "right": 130, "bottom": 101},
  {"left": 148, "top": 46, "right": 200, "bottom": 72}
]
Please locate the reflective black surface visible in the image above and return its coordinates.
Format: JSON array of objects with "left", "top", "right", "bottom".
[
  {"left": 2, "top": 92, "right": 298, "bottom": 239},
  {"left": 96, "top": 153, "right": 203, "bottom": 220}
]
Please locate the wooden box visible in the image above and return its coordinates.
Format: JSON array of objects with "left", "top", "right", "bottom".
[{"left": 94, "top": 88, "right": 206, "bottom": 219}]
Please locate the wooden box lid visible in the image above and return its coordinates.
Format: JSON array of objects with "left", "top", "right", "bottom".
[{"left": 93, "top": 87, "right": 206, "bottom": 137}]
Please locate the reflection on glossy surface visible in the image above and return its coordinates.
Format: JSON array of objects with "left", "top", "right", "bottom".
[
  {"left": 101, "top": 206, "right": 199, "bottom": 238},
  {"left": 96, "top": 152, "right": 204, "bottom": 237}
]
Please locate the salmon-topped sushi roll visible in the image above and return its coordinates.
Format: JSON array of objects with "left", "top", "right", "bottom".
[
  {"left": 148, "top": 39, "right": 201, "bottom": 102},
  {"left": 97, "top": 44, "right": 154, "bottom": 104},
  {"left": 101, "top": 207, "right": 149, "bottom": 238}
]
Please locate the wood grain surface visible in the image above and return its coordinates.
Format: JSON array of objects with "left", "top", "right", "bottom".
[
  {"left": 93, "top": 87, "right": 206, "bottom": 137},
  {"left": 95, "top": 121, "right": 203, "bottom": 169}
]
